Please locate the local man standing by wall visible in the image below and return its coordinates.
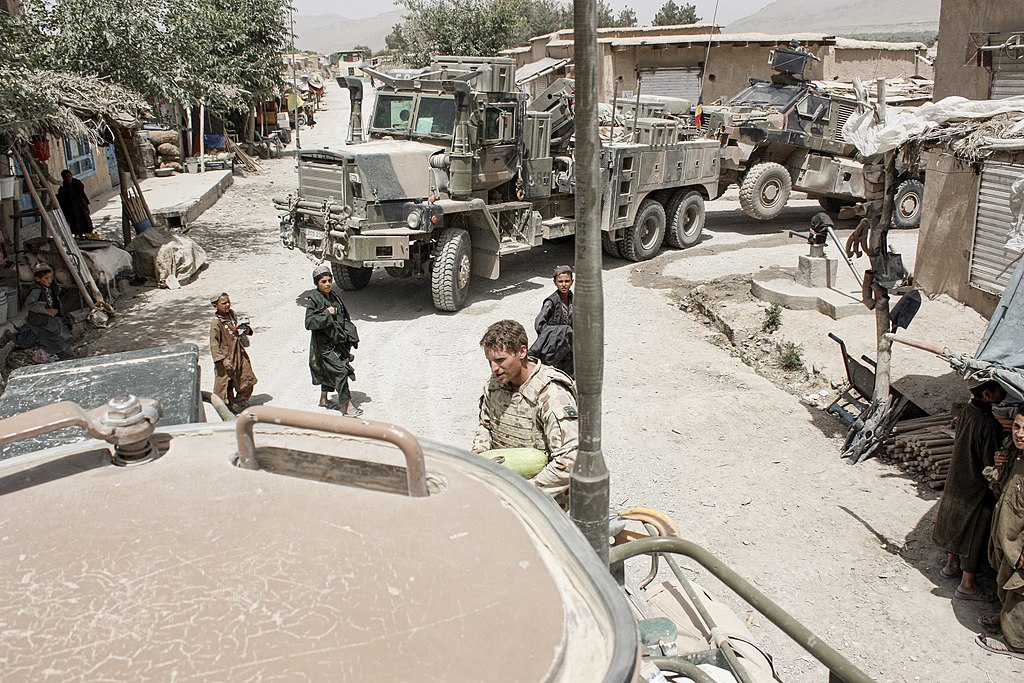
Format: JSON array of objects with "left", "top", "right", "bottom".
[
  {"left": 56, "top": 169, "right": 94, "bottom": 238},
  {"left": 977, "top": 406, "right": 1024, "bottom": 659},
  {"left": 472, "top": 319, "right": 578, "bottom": 506},
  {"left": 933, "top": 379, "right": 1007, "bottom": 602}
]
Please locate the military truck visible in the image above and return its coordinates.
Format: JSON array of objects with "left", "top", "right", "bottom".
[
  {"left": 274, "top": 56, "right": 721, "bottom": 311},
  {"left": 702, "top": 43, "right": 925, "bottom": 226}
]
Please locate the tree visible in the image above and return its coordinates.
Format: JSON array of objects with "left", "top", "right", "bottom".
[
  {"left": 385, "top": 0, "right": 637, "bottom": 65},
  {"left": 352, "top": 44, "right": 373, "bottom": 58},
  {"left": 386, "top": 0, "right": 525, "bottom": 66},
  {"left": 652, "top": 1, "right": 700, "bottom": 26}
]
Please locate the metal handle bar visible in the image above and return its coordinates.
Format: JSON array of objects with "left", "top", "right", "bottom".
[
  {"left": 610, "top": 536, "right": 875, "bottom": 683},
  {"left": 235, "top": 405, "right": 429, "bottom": 497}
]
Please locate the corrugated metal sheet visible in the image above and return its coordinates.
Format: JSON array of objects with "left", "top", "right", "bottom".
[
  {"left": 990, "top": 33, "right": 1024, "bottom": 100},
  {"left": 970, "top": 161, "right": 1024, "bottom": 295},
  {"left": 638, "top": 68, "right": 701, "bottom": 104}
]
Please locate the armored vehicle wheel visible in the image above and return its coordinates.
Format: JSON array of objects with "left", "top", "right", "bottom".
[
  {"left": 601, "top": 232, "right": 622, "bottom": 258},
  {"left": 431, "top": 227, "right": 472, "bottom": 311},
  {"left": 333, "top": 263, "right": 373, "bottom": 291},
  {"left": 739, "top": 162, "right": 792, "bottom": 221},
  {"left": 892, "top": 179, "right": 924, "bottom": 229},
  {"left": 665, "top": 190, "right": 705, "bottom": 249},
  {"left": 621, "top": 199, "right": 666, "bottom": 262}
]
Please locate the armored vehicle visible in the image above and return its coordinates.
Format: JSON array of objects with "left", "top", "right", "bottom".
[
  {"left": 703, "top": 43, "right": 925, "bottom": 226},
  {"left": 275, "top": 56, "right": 721, "bottom": 311},
  {"left": 0, "top": 349, "right": 873, "bottom": 682}
]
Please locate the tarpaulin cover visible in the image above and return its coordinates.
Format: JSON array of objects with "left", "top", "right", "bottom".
[
  {"left": 126, "top": 226, "right": 208, "bottom": 288},
  {"left": 844, "top": 95, "right": 1024, "bottom": 157}
]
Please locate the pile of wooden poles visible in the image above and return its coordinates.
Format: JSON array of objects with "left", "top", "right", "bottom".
[{"left": 882, "top": 412, "right": 956, "bottom": 490}]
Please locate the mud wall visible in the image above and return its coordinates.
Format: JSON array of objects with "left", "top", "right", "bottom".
[
  {"left": 913, "top": 151, "right": 998, "bottom": 318},
  {"left": 933, "top": 0, "right": 1022, "bottom": 101},
  {"left": 826, "top": 47, "right": 927, "bottom": 82}
]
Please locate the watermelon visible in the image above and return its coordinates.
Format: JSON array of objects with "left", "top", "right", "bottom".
[{"left": 480, "top": 448, "right": 548, "bottom": 479}]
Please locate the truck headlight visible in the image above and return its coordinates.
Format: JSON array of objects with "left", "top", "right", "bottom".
[{"left": 407, "top": 211, "right": 421, "bottom": 229}]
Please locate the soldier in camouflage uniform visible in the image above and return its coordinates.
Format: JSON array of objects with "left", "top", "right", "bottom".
[{"left": 472, "top": 320, "right": 579, "bottom": 505}]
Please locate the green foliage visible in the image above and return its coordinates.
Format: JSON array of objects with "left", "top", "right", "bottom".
[
  {"left": 762, "top": 302, "right": 782, "bottom": 333},
  {"left": 386, "top": 0, "right": 637, "bottom": 66},
  {"left": 353, "top": 44, "right": 373, "bottom": 57},
  {"left": 842, "top": 32, "right": 937, "bottom": 47},
  {"left": 652, "top": 1, "right": 700, "bottom": 26},
  {"left": 777, "top": 341, "right": 804, "bottom": 371},
  {"left": 20, "top": 0, "right": 288, "bottom": 112}
]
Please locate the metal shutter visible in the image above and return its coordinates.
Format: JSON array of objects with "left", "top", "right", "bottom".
[
  {"left": 638, "top": 68, "right": 701, "bottom": 103},
  {"left": 970, "top": 161, "right": 1024, "bottom": 295},
  {"left": 990, "top": 33, "right": 1024, "bottom": 99}
]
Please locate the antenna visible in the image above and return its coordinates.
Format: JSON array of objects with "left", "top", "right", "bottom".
[{"left": 699, "top": 0, "right": 721, "bottom": 101}]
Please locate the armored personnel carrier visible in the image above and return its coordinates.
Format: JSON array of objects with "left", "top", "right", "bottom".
[{"left": 702, "top": 43, "right": 924, "bottom": 226}]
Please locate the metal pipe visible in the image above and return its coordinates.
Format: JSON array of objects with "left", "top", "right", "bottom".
[
  {"left": 609, "top": 537, "right": 875, "bottom": 683},
  {"left": 202, "top": 391, "right": 235, "bottom": 421},
  {"left": 660, "top": 551, "right": 753, "bottom": 683},
  {"left": 234, "top": 405, "right": 429, "bottom": 497},
  {"left": 646, "top": 657, "right": 719, "bottom": 683},
  {"left": 568, "top": 0, "right": 610, "bottom": 566}
]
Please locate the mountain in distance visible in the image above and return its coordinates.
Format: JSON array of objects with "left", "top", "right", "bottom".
[
  {"left": 292, "top": 9, "right": 406, "bottom": 55},
  {"left": 726, "top": 0, "right": 941, "bottom": 36}
]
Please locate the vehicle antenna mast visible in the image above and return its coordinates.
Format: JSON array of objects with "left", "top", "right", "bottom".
[{"left": 569, "top": 0, "right": 610, "bottom": 565}]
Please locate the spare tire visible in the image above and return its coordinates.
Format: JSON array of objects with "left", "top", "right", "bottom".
[
  {"left": 892, "top": 179, "right": 924, "bottom": 229},
  {"left": 739, "top": 162, "right": 792, "bottom": 221}
]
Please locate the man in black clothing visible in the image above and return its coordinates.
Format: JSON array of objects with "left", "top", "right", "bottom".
[{"left": 56, "top": 169, "right": 93, "bottom": 237}]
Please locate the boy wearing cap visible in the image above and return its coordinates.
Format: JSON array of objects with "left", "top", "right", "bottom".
[
  {"left": 209, "top": 292, "right": 257, "bottom": 412},
  {"left": 3, "top": 263, "right": 75, "bottom": 360}
]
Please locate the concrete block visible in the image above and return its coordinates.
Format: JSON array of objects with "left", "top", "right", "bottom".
[{"left": 797, "top": 255, "right": 837, "bottom": 288}]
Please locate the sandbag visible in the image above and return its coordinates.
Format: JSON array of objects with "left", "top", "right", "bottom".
[
  {"left": 156, "top": 143, "right": 181, "bottom": 159},
  {"left": 126, "top": 226, "right": 207, "bottom": 288},
  {"left": 145, "top": 129, "right": 180, "bottom": 147}
]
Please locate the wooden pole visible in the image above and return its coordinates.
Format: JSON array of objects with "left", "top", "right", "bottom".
[
  {"left": 200, "top": 100, "right": 206, "bottom": 174},
  {"left": 18, "top": 149, "right": 97, "bottom": 309},
  {"left": 113, "top": 127, "right": 156, "bottom": 228}
]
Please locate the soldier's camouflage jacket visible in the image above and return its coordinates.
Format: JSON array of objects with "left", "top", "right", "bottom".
[{"left": 473, "top": 360, "right": 579, "bottom": 500}]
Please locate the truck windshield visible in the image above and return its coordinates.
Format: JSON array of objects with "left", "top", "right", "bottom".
[
  {"left": 372, "top": 94, "right": 414, "bottom": 131},
  {"left": 729, "top": 84, "right": 803, "bottom": 110},
  {"left": 413, "top": 96, "right": 456, "bottom": 137}
]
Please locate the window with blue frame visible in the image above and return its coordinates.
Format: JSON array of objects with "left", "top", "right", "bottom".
[{"left": 63, "top": 137, "right": 95, "bottom": 177}]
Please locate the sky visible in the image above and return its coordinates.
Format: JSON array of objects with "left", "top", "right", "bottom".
[{"left": 291, "top": 0, "right": 776, "bottom": 27}]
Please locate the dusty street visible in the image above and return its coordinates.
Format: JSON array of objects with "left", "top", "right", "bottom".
[{"left": 76, "top": 82, "right": 1019, "bottom": 682}]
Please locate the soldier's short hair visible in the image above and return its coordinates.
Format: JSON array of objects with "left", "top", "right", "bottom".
[{"left": 480, "top": 319, "right": 528, "bottom": 353}]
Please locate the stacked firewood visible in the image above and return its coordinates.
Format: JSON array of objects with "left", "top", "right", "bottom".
[{"left": 882, "top": 413, "right": 956, "bottom": 490}]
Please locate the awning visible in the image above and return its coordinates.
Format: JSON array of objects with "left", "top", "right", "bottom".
[{"left": 515, "top": 57, "right": 571, "bottom": 85}]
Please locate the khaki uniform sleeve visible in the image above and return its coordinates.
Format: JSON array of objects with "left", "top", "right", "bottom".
[
  {"left": 472, "top": 385, "right": 493, "bottom": 454},
  {"left": 531, "top": 383, "right": 579, "bottom": 495},
  {"left": 210, "top": 319, "right": 228, "bottom": 362}
]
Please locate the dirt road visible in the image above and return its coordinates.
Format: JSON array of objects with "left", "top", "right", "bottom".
[{"left": 78, "top": 82, "right": 1019, "bottom": 682}]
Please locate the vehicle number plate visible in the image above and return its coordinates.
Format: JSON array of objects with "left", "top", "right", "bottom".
[{"left": 304, "top": 228, "right": 325, "bottom": 241}]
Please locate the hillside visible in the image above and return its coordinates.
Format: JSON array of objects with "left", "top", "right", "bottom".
[
  {"left": 293, "top": 9, "right": 405, "bottom": 54},
  {"left": 726, "top": 0, "right": 940, "bottom": 36}
]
